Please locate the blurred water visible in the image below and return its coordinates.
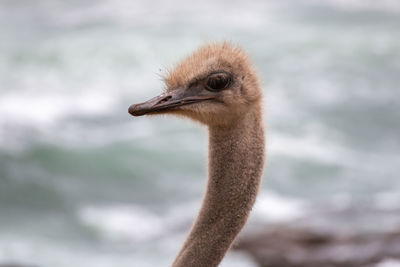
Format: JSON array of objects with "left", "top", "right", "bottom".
[{"left": 1, "top": 0, "right": 400, "bottom": 266}]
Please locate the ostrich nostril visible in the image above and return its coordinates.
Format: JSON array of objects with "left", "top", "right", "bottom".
[{"left": 158, "top": 95, "right": 172, "bottom": 104}]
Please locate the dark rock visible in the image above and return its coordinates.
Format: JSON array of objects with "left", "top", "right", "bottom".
[{"left": 235, "top": 226, "right": 400, "bottom": 267}]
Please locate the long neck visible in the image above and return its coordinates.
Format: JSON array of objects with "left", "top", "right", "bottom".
[{"left": 172, "top": 104, "right": 265, "bottom": 267}]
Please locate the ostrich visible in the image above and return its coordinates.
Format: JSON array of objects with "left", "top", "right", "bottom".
[{"left": 128, "top": 42, "right": 265, "bottom": 267}]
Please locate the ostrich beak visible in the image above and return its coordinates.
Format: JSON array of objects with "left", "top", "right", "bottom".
[{"left": 128, "top": 86, "right": 215, "bottom": 116}]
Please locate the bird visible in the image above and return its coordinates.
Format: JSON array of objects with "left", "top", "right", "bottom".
[{"left": 128, "top": 42, "right": 266, "bottom": 267}]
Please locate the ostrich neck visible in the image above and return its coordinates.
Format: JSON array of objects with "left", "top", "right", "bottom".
[{"left": 172, "top": 104, "right": 265, "bottom": 267}]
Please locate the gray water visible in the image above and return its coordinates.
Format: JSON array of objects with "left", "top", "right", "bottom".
[{"left": 1, "top": 0, "right": 400, "bottom": 266}]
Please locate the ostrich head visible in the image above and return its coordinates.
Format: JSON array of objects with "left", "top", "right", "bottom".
[{"left": 128, "top": 42, "right": 262, "bottom": 127}]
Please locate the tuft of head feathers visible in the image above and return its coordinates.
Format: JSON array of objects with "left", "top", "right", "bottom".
[{"left": 165, "top": 42, "right": 259, "bottom": 93}]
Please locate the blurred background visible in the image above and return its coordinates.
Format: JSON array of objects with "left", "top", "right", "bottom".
[{"left": 1, "top": 0, "right": 400, "bottom": 266}]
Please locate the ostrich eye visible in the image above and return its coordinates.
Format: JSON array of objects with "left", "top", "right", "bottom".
[{"left": 206, "top": 73, "right": 231, "bottom": 91}]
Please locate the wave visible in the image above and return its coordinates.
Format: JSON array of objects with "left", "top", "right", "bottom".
[{"left": 76, "top": 191, "right": 305, "bottom": 244}]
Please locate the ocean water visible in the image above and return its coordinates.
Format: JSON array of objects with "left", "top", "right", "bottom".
[{"left": 1, "top": 0, "right": 400, "bottom": 266}]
